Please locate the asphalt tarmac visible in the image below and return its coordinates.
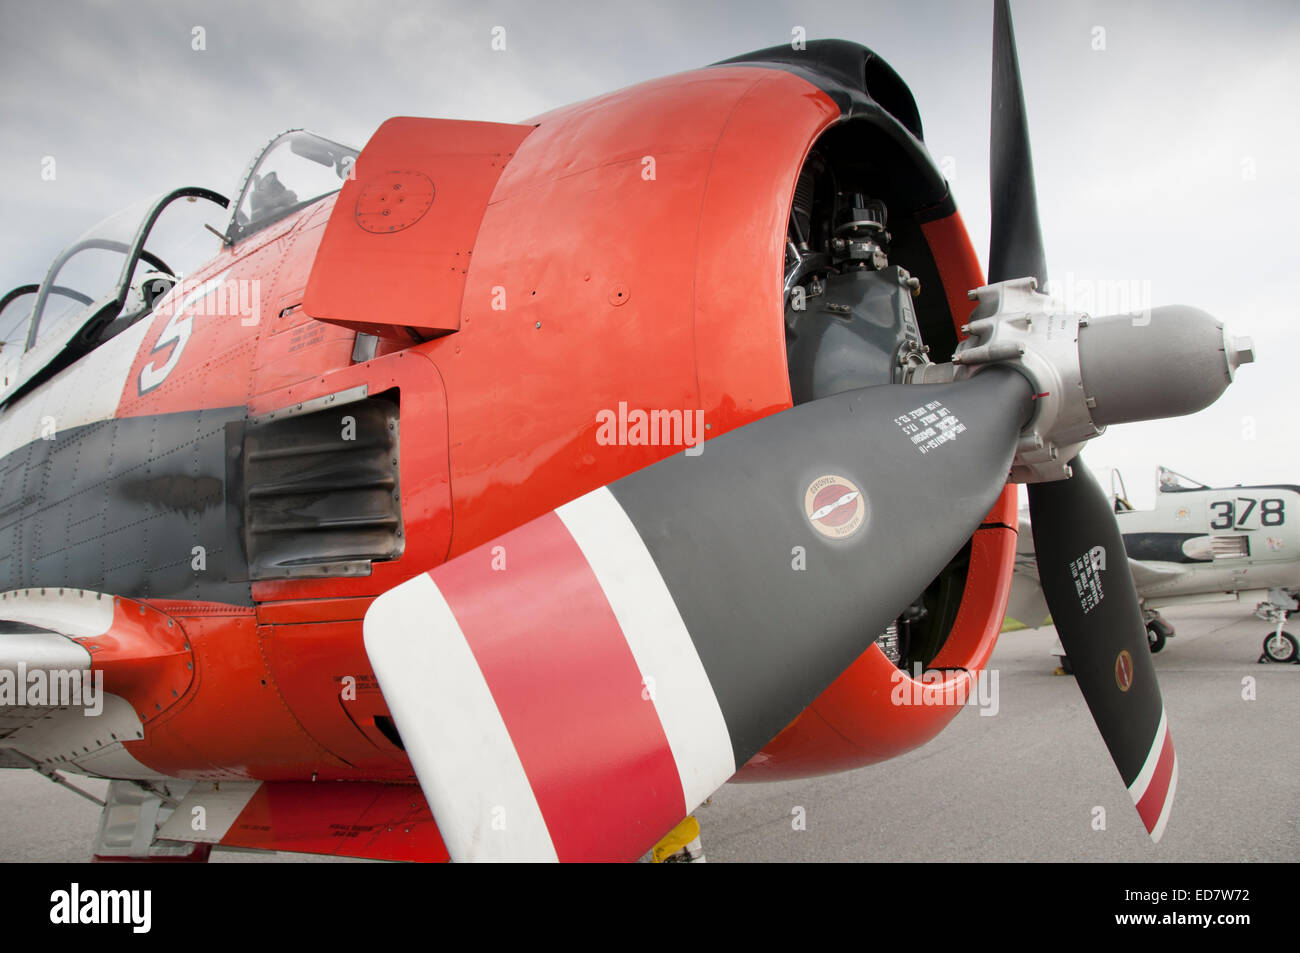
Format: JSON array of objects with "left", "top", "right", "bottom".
[
  {"left": 698, "top": 602, "right": 1299, "bottom": 862},
  {"left": 1, "top": 602, "right": 1295, "bottom": 862}
]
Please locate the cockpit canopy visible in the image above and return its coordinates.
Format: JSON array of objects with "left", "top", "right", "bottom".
[
  {"left": 1156, "top": 466, "right": 1209, "bottom": 493},
  {"left": 0, "top": 129, "right": 357, "bottom": 404},
  {"left": 225, "top": 129, "right": 358, "bottom": 245}
]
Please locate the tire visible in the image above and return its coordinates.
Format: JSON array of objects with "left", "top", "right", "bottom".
[
  {"left": 1146, "top": 624, "right": 1166, "bottom": 654},
  {"left": 1263, "top": 630, "right": 1298, "bottom": 663},
  {"left": 1057, "top": 654, "right": 1073, "bottom": 675}
]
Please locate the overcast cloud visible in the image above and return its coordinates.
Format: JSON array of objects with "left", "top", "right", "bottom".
[{"left": 1, "top": 0, "right": 1297, "bottom": 507}]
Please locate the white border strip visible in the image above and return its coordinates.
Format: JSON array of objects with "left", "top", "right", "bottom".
[
  {"left": 364, "top": 573, "right": 557, "bottom": 862},
  {"left": 1149, "top": 755, "right": 1178, "bottom": 843},
  {"left": 557, "top": 487, "right": 736, "bottom": 811},
  {"left": 1127, "top": 706, "right": 1168, "bottom": 804}
]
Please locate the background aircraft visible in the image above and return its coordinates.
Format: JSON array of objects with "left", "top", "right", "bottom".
[{"left": 1010, "top": 466, "right": 1299, "bottom": 665}]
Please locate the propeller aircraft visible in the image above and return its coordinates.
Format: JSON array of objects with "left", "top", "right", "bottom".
[{"left": 0, "top": 2, "right": 1255, "bottom": 861}]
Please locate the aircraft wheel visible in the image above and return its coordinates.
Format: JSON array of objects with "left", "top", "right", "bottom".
[
  {"left": 1056, "top": 655, "right": 1073, "bottom": 675},
  {"left": 1146, "top": 624, "right": 1166, "bottom": 654},
  {"left": 1263, "top": 630, "right": 1298, "bottom": 663}
]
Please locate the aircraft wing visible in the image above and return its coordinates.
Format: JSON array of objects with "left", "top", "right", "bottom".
[
  {"left": 0, "top": 588, "right": 192, "bottom": 779},
  {"left": 1127, "top": 558, "right": 1189, "bottom": 592},
  {"left": 0, "top": 618, "right": 96, "bottom": 755}
]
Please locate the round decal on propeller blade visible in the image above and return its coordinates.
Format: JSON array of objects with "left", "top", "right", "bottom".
[
  {"left": 804, "top": 474, "right": 866, "bottom": 539},
  {"left": 1115, "top": 649, "right": 1134, "bottom": 692}
]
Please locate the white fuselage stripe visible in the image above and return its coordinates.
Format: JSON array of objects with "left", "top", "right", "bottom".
[
  {"left": 0, "top": 317, "right": 149, "bottom": 460},
  {"left": 363, "top": 573, "right": 558, "bottom": 862},
  {"left": 556, "top": 486, "right": 736, "bottom": 811}
]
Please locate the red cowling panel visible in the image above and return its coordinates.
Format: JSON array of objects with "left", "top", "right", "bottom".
[
  {"left": 261, "top": 618, "right": 412, "bottom": 775},
  {"left": 303, "top": 117, "right": 534, "bottom": 340},
  {"left": 691, "top": 71, "right": 841, "bottom": 438},
  {"left": 427, "top": 67, "right": 841, "bottom": 556}
]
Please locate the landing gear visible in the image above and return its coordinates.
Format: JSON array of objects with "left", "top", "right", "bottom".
[
  {"left": 1263, "top": 630, "right": 1298, "bottom": 664},
  {"left": 1255, "top": 589, "right": 1300, "bottom": 664},
  {"left": 1146, "top": 626, "right": 1165, "bottom": 653},
  {"left": 1143, "top": 609, "right": 1174, "bottom": 654},
  {"left": 91, "top": 780, "right": 210, "bottom": 862}
]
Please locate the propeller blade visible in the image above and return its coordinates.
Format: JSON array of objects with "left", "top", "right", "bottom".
[
  {"left": 988, "top": 0, "right": 1047, "bottom": 287},
  {"left": 365, "top": 368, "right": 1033, "bottom": 861},
  {"left": 1027, "top": 458, "right": 1177, "bottom": 841}
]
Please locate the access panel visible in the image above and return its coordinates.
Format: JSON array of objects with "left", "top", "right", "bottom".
[{"left": 303, "top": 118, "right": 534, "bottom": 340}]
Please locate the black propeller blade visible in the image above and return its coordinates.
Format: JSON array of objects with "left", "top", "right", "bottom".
[
  {"left": 989, "top": 0, "right": 1177, "bottom": 839},
  {"left": 989, "top": 0, "right": 1047, "bottom": 289},
  {"left": 1028, "top": 460, "right": 1177, "bottom": 839},
  {"left": 608, "top": 369, "right": 1032, "bottom": 764}
]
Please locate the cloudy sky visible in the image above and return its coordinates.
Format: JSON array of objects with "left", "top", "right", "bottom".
[{"left": 1, "top": 0, "right": 1297, "bottom": 507}]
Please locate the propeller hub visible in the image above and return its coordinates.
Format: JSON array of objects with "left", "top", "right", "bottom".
[
  {"left": 908, "top": 277, "right": 1095, "bottom": 481},
  {"left": 1076, "top": 305, "right": 1254, "bottom": 427},
  {"left": 906, "top": 277, "right": 1253, "bottom": 482}
]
